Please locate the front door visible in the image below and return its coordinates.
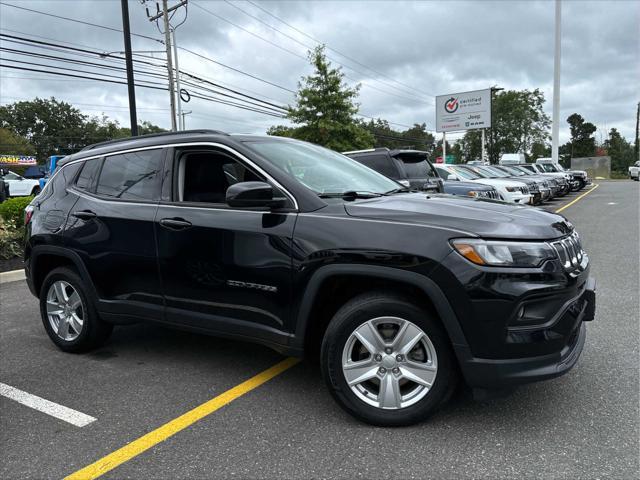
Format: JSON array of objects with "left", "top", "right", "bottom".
[{"left": 154, "top": 146, "right": 296, "bottom": 342}]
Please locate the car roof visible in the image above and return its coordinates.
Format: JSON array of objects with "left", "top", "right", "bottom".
[{"left": 59, "top": 130, "right": 228, "bottom": 165}]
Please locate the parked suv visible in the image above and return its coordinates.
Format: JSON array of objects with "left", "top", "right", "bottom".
[
  {"left": 24, "top": 131, "right": 596, "bottom": 426},
  {"left": 344, "top": 148, "right": 443, "bottom": 193}
]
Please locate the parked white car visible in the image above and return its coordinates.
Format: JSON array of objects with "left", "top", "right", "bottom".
[
  {"left": 629, "top": 161, "right": 639, "bottom": 181},
  {"left": 0, "top": 170, "right": 41, "bottom": 197},
  {"left": 434, "top": 164, "right": 532, "bottom": 204}
]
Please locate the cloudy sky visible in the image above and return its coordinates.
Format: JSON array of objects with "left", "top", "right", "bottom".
[{"left": 1, "top": 0, "right": 638, "bottom": 145}]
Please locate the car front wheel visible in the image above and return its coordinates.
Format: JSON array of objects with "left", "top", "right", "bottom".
[{"left": 321, "top": 292, "right": 458, "bottom": 426}]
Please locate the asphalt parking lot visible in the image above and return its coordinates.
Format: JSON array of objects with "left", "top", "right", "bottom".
[{"left": 1, "top": 180, "right": 638, "bottom": 479}]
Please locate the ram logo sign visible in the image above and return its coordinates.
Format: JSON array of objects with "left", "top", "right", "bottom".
[{"left": 435, "top": 88, "right": 492, "bottom": 133}]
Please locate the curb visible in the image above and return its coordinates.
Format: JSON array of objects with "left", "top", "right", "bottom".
[{"left": 0, "top": 269, "right": 26, "bottom": 284}]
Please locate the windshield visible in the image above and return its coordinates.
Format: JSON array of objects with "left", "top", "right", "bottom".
[
  {"left": 540, "top": 163, "right": 561, "bottom": 172},
  {"left": 451, "top": 166, "right": 481, "bottom": 180},
  {"left": 243, "top": 139, "right": 400, "bottom": 195},
  {"left": 501, "top": 166, "right": 525, "bottom": 176}
]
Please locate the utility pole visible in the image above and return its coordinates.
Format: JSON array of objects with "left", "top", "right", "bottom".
[
  {"left": 172, "top": 27, "right": 183, "bottom": 130},
  {"left": 635, "top": 101, "right": 639, "bottom": 162},
  {"left": 120, "top": 0, "right": 138, "bottom": 136},
  {"left": 148, "top": 0, "right": 188, "bottom": 131},
  {"left": 551, "top": 0, "right": 562, "bottom": 164},
  {"left": 481, "top": 129, "right": 486, "bottom": 164}
]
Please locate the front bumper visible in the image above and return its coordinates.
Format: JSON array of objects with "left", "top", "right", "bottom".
[
  {"left": 456, "top": 276, "right": 596, "bottom": 388},
  {"left": 503, "top": 191, "right": 532, "bottom": 204}
]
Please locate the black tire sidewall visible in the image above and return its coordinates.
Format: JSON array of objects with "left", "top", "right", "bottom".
[
  {"left": 39, "top": 267, "right": 107, "bottom": 352},
  {"left": 321, "top": 294, "right": 457, "bottom": 427}
]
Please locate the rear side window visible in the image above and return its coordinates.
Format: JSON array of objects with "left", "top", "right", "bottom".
[
  {"left": 354, "top": 154, "right": 400, "bottom": 179},
  {"left": 75, "top": 158, "right": 101, "bottom": 191},
  {"left": 400, "top": 159, "right": 436, "bottom": 179},
  {"left": 96, "top": 150, "right": 163, "bottom": 201}
]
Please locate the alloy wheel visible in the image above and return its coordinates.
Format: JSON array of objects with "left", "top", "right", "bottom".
[
  {"left": 341, "top": 316, "right": 438, "bottom": 410},
  {"left": 46, "top": 280, "right": 84, "bottom": 341}
]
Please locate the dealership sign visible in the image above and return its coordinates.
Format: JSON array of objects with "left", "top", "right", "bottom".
[
  {"left": 0, "top": 154, "right": 37, "bottom": 166},
  {"left": 435, "top": 88, "right": 492, "bottom": 132}
]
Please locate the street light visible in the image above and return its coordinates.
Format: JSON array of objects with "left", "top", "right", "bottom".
[{"left": 489, "top": 86, "right": 504, "bottom": 164}]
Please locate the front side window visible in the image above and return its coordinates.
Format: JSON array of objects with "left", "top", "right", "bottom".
[
  {"left": 96, "top": 149, "right": 163, "bottom": 201},
  {"left": 176, "top": 149, "right": 266, "bottom": 204},
  {"left": 244, "top": 139, "right": 399, "bottom": 195}
]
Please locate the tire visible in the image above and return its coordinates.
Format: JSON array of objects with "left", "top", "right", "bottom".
[
  {"left": 39, "top": 267, "right": 112, "bottom": 352},
  {"left": 31, "top": 186, "right": 41, "bottom": 196},
  {"left": 321, "top": 292, "right": 458, "bottom": 427}
]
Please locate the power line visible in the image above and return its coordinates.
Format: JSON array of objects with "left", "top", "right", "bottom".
[
  {"left": 221, "top": 0, "right": 433, "bottom": 103},
  {"left": 0, "top": 64, "right": 285, "bottom": 118},
  {"left": 245, "top": 0, "right": 435, "bottom": 98},
  {"left": 192, "top": 0, "right": 431, "bottom": 104},
  {"left": 0, "top": 2, "right": 163, "bottom": 44},
  {"left": 1, "top": 34, "right": 288, "bottom": 115},
  {"left": 190, "top": 1, "right": 307, "bottom": 61}
]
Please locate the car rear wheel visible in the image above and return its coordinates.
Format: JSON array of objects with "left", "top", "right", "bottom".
[
  {"left": 40, "top": 267, "right": 112, "bottom": 352},
  {"left": 31, "top": 186, "right": 41, "bottom": 196},
  {"left": 321, "top": 292, "right": 458, "bottom": 426}
]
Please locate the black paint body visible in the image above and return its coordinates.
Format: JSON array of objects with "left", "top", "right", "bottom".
[{"left": 24, "top": 131, "right": 595, "bottom": 389}]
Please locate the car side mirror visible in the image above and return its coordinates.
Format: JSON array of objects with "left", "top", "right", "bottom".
[
  {"left": 226, "top": 181, "right": 287, "bottom": 209},
  {"left": 448, "top": 174, "right": 459, "bottom": 181}
]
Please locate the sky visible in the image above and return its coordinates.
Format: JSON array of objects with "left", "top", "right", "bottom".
[{"left": 0, "top": 0, "right": 638, "bottom": 146}]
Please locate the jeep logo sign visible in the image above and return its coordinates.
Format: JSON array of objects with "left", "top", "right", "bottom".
[{"left": 435, "top": 88, "right": 492, "bottom": 133}]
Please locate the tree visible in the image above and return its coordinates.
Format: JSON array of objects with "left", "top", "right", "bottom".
[
  {"left": 487, "top": 89, "right": 551, "bottom": 163},
  {"left": 0, "top": 98, "right": 165, "bottom": 160},
  {"left": 530, "top": 141, "right": 551, "bottom": 162},
  {"left": 364, "top": 120, "right": 434, "bottom": 150},
  {"left": 0, "top": 97, "right": 88, "bottom": 160},
  {"left": 603, "top": 128, "right": 635, "bottom": 173},
  {"left": 0, "top": 128, "right": 36, "bottom": 156},
  {"left": 455, "top": 130, "right": 482, "bottom": 163},
  {"left": 566, "top": 113, "right": 597, "bottom": 158},
  {"left": 267, "top": 46, "right": 373, "bottom": 151}
]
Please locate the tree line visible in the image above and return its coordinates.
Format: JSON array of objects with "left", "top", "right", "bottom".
[{"left": 0, "top": 97, "right": 164, "bottom": 161}]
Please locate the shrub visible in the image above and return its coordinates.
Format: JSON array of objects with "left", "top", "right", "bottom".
[
  {"left": 0, "top": 217, "right": 23, "bottom": 260},
  {"left": 0, "top": 195, "right": 33, "bottom": 229}
]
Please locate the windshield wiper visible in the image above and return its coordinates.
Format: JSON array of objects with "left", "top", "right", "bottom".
[
  {"left": 318, "top": 190, "right": 386, "bottom": 199},
  {"left": 384, "top": 187, "right": 412, "bottom": 194}
]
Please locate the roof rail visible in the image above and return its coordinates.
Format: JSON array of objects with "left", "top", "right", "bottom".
[
  {"left": 80, "top": 129, "right": 228, "bottom": 152},
  {"left": 342, "top": 147, "right": 389, "bottom": 155}
]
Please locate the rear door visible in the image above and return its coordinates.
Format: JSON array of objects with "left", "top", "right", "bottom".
[
  {"left": 64, "top": 148, "right": 165, "bottom": 319},
  {"left": 154, "top": 145, "right": 296, "bottom": 341}
]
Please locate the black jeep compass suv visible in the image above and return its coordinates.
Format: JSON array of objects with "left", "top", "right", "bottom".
[{"left": 24, "top": 130, "right": 595, "bottom": 426}]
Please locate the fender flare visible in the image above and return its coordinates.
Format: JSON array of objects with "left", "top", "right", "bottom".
[
  {"left": 293, "top": 264, "right": 469, "bottom": 350},
  {"left": 29, "top": 245, "right": 98, "bottom": 298}
]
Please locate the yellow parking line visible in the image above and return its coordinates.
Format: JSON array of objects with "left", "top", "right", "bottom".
[
  {"left": 65, "top": 357, "right": 300, "bottom": 480},
  {"left": 555, "top": 184, "right": 600, "bottom": 213}
]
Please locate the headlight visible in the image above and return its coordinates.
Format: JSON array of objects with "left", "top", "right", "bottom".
[
  {"left": 467, "top": 191, "right": 479, "bottom": 197},
  {"left": 505, "top": 187, "right": 517, "bottom": 192},
  {"left": 451, "top": 239, "right": 556, "bottom": 267}
]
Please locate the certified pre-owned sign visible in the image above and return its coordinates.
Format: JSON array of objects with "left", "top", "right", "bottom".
[{"left": 435, "top": 88, "right": 492, "bottom": 132}]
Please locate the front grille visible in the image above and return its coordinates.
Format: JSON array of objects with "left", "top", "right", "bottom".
[
  {"left": 529, "top": 183, "right": 540, "bottom": 193},
  {"left": 550, "top": 231, "right": 586, "bottom": 272},
  {"left": 519, "top": 186, "right": 529, "bottom": 195},
  {"left": 480, "top": 190, "right": 500, "bottom": 199}
]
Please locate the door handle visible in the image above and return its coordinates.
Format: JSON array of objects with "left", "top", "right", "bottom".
[
  {"left": 72, "top": 210, "right": 97, "bottom": 220},
  {"left": 159, "top": 218, "right": 192, "bottom": 230}
]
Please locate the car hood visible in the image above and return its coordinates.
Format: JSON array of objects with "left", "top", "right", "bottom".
[
  {"left": 444, "top": 180, "right": 493, "bottom": 191},
  {"left": 470, "top": 178, "right": 526, "bottom": 188},
  {"left": 343, "top": 193, "right": 573, "bottom": 239}
]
